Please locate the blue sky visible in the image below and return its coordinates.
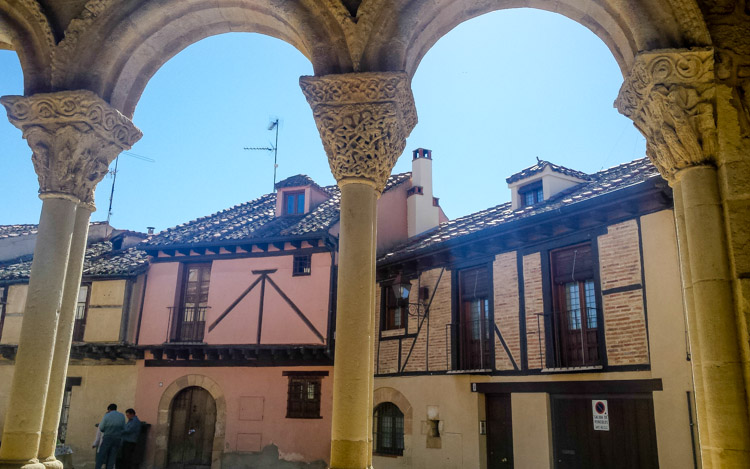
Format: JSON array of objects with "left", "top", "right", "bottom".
[{"left": 0, "top": 9, "right": 645, "bottom": 232}]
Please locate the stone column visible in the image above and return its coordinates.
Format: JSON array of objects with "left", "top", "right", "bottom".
[
  {"left": 300, "top": 72, "right": 416, "bottom": 469},
  {"left": 616, "top": 48, "right": 750, "bottom": 467},
  {"left": 37, "top": 203, "right": 93, "bottom": 468},
  {"left": 0, "top": 91, "right": 141, "bottom": 469}
]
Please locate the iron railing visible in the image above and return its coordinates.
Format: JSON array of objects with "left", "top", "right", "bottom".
[
  {"left": 167, "top": 306, "right": 209, "bottom": 343},
  {"left": 72, "top": 303, "right": 87, "bottom": 342},
  {"left": 446, "top": 318, "right": 493, "bottom": 371},
  {"left": 543, "top": 308, "right": 601, "bottom": 368}
]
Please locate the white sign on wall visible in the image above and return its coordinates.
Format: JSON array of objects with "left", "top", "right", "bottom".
[{"left": 592, "top": 400, "right": 610, "bottom": 431}]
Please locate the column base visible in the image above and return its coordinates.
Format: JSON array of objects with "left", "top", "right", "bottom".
[
  {"left": 0, "top": 459, "right": 47, "bottom": 469},
  {"left": 40, "top": 457, "right": 63, "bottom": 469}
]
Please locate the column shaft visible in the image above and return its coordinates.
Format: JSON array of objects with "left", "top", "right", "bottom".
[
  {"left": 330, "top": 182, "right": 378, "bottom": 469},
  {"left": 37, "top": 206, "right": 93, "bottom": 466},
  {"left": 367, "top": 197, "right": 378, "bottom": 468},
  {"left": 0, "top": 196, "right": 77, "bottom": 466},
  {"left": 680, "top": 165, "right": 750, "bottom": 467}
]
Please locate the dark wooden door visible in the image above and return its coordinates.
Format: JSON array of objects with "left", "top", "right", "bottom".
[
  {"left": 168, "top": 387, "right": 217, "bottom": 469},
  {"left": 486, "top": 393, "right": 513, "bottom": 468},
  {"left": 551, "top": 394, "right": 658, "bottom": 469}
]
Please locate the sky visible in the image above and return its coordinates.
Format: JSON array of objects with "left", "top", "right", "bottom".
[{"left": 0, "top": 9, "right": 645, "bottom": 232}]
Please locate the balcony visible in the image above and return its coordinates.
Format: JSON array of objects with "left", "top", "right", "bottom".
[
  {"left": 167, "top": 306, "right": 209, "bottom": 343},
  {"left": 544, "top": 308, "right": 601, "bottom": 370},
  {"left": 446, "top": 319, "right": 493, "bottom": 372}
]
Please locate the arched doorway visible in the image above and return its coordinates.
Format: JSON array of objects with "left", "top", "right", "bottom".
[{"left": 167, "top": 386, "right": 217, "bottom": 469}]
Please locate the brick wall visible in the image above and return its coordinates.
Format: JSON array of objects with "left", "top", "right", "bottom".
[
  {"left": 598, "top": 220, "right": 642, "bottom": 290},
  {"left": 493, "top": 252, "right": 520, "bottom": 370},
  {"left": 377, "top": 339, "right": 399, "bottom": 374},
  {"left": 523, "top": 253, "right": 545, "bottom": 369},
  {"left": 598, "top": 219, "right": 649, "bottom": 366},
  {"left": 424, "top": 268, "right": 451, "bottom": 371},
  {"left": 602, "top": 290, "right": 650, "bottom": 365}
]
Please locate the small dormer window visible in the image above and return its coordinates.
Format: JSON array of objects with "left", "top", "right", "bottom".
[
  {"left": 519, "top": 182, "right": 544, "bottom": 207},
  {"left": 284, "top": 191, "right": 305, "bottom": 215}
]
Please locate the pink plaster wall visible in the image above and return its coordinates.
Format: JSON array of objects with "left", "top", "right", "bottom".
[
  {"left": 377, "top": 184, "right": 408, "bottom": 253},
  {"left": 135, "top": 363, "right": 333, "bottom": 466},
  {"left": 138, "top": 253, "right": 332, "bottom": 345},
  {"left": 138, "top": 262, "right": 180, "bottom": 345}
]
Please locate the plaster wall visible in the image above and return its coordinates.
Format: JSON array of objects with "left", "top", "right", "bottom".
[
  {"left": 0, "top": 284, "right": 27, "bottom": 344},
  {"left": 377, "top": 183, "right": 408, "bottom": 253},
  {"left": 139, "top": 253, "right": 332, "bottom": 345},
  {"left": 511, "top": 393, "right": 552, "bottom": 468},
  {"left": 0, "top": 233, "right": 36, "bottom": 262},
  {"left": 138, "top": 262, "right": 179, "bottom": 345},
  {"left": 372, "top": 375, "right": 483, "bottom": 469},
  {"left": 640, "top": 210, "right": 697, "bottom": 469},
  {"left": 83, "top": 279, "right": 126, "bottom": 342},
  {"left": 135, "top": 363, "right": 333, "bottom": 468}
]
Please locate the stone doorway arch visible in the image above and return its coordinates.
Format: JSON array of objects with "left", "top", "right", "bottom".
[{"left": 155, "top": 375, "right": 226, "bottom": 469}]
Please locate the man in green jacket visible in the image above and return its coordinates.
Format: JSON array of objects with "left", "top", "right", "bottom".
[{"left": 96, "top": 403, "right": 125, "bottom": 469}]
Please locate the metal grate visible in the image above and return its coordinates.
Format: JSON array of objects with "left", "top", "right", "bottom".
[{"left": 374, "top": 402, "right": 404, "bottom": 456}]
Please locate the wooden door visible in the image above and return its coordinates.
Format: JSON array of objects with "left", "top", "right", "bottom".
[
  {"left": 168, "top": 387, "right": 217, "bottom": 469},
  {"left": 551, "top": 394, "right": 658, "bottom": 469},
  {"left": 486, "top": 393, "right": 513, "bottom": 468}
]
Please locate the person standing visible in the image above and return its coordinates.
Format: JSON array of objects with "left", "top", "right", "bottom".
[
  {"left": 119, "top": 408, "right": 142, "bottom": 469},
  {"left": 96, "top": 403, "right": 125, "bottom": 469}
]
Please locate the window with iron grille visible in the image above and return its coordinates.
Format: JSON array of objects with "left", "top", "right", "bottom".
[
  {"left": 293, "top": 255, "right": 312, "bottom": 276},
  {"left": 374, "top": 402, "right": 404, "bottom": 456},
  {"left": 57, "top": 384, "right": 74, "bottom": 443},
  {"left": 286, "top": 376, "right": 322, "bottom": 418},
  {"left": 549, "top": 243, "right": 601, "bottom": 368}
]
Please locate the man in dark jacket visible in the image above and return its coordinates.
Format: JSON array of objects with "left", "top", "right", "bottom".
[{"left": 119, "top": 408, "right": 142, "bottom": 469}]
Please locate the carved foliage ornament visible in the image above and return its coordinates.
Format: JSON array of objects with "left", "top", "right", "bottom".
[
  {"left": 300, "top": 72, "right": 417, "bottom": 191},
  {"left": 615, "top": 48, "right": 717, "bottom": 180},
  {"left": 0, "top": 90, "right": 142, "bottom": 203}
]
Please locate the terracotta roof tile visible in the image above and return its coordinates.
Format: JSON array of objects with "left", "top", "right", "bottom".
[
  {"left": 381, "top": 158, "right": 660, "bottom": 263},
  {"left": 506, "top": 159, "right": 591, "bottom": 184}
]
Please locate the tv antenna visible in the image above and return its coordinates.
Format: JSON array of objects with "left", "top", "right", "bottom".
[
  {"left": 106, "top": 150, "right": 156, "bottom": 231},
  {"left": 244, "top": 118, "right": 280, "bottom": 192}
]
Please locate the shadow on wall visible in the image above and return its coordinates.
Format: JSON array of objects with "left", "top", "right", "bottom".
[{"left": 222, "top": 444, "right": 327, "bottom": 469}]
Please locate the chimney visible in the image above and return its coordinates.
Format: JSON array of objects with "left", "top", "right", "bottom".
[
  {"left": 407, "top": 148, "right": 441, "bottom": 238},
  {"left": 147, "top": 227, "right": 155, "bottom": 235}
]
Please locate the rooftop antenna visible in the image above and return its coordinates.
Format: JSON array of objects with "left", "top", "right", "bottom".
[
  {"left": 106, "top": 151, "right": 155, "bottom": 233},
  {"left": 244, "top": 118, "right": 280, "bottom": 192}
]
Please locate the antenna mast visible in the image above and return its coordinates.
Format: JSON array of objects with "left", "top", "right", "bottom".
[{"left": 244, "top": 118, "right": 280, "bottom": 192}]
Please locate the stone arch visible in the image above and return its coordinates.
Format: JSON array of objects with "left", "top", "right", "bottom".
[
  {"left": 373, "top": 386, "right": 413, "bottom": 436},
  {"left": 0, "top": 0, "right": 56, "bottom": 94},
  {"left": 357, "top": 0, "right": 710, "bottom": 78},
  {"left": 52, "top": 0, "right": 352, "bottom": 117},
  {"left": 154, "top": 374, "right": 227, "bottom": 469}
]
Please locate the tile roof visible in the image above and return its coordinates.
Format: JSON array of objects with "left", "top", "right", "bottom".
[
  {"left": 381, "top": 158, "right": 661, "bottom": 263},
  {"left": 143, "top": 172, "right": 412, "bottom": 249},
  {"left": 0, "top": 224, "right": 38, "bottom": 239},
  {"left": 0, "top": 241, "right": 149, "bottom": 283},
  {"left": 506, "top": 159, "right": 592, "bottom": 184},
  {"left": 275, "top": 174, "right": 326, "bottom": 192}
]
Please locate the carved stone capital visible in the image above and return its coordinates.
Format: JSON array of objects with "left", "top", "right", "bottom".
[
  {"left": 299, "top": 72, "right": 417, "bottom": 191},
  {"left": 615, "top": 48, "right": 717, "bottom": 181},
  {"left": 1, "top": 90, "right": 142, "bottom": 204}
]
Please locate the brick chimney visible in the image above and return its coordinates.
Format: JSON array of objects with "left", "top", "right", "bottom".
[{"left": 407, "top": 148, "right": 441, "bottom": 238}]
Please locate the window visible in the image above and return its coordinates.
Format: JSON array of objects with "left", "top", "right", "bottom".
[
  {"left": 57, "top": 377, "right": 81, "bottom": 444},
  {"left": 453, "top": 266, "right": 492, "bottom": 370},
  {"left": 0, "top": 286, "right": 7, "bottom": 341},
  {"left": 550, "top": 243, "right": 600, "bottom": 367},
  {"left": 171, "top": 263, "right": 211, "bottom": 342},
  {"left": 519, "top": 182, "right": 544, "bottom": 207},
  {"left": 382, "top": 286, "right": 406, "bottom": 331},
  {"left": 285, "top": 375, "right": 322, "bottom": 418},
  {"left": 72, "top": 285, "right": 89, "bottom": 342},
  {"left": 293, "top": 255, "right": 312, "bottom": 276},
  {"left": 284, "top": 191, "right": 305, "bottom": 215},
  {"left": 374, "top": 402, "right": 404, "bottom": 456}
]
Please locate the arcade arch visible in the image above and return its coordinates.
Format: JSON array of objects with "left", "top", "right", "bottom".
[{"left": 1, "top": 2, "right": 749, "bottom": 469}]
